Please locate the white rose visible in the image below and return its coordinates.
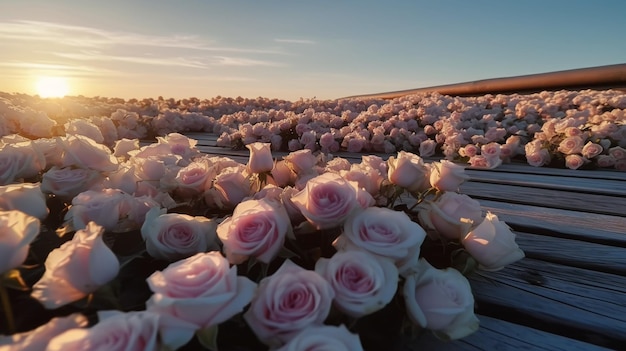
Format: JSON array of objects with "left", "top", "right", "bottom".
[
  {"left": 0, "top": 143, "right": 46, "bottom": 185},
  {"left": 141, "top": 207, "right": 219, "bottom": 261},
  {"left": 58, "top": 135, "right": 118, "bottom": 172},
  {"left": 565, "top": 154, "right": 587, "bottom": 170},
  {"left": 174, "top": 159, "right": 215, "bottom": 199},
  {"left": 403, "top": 259, "right": 479, "bottom": 340},
  {"left": 581, "top": 141, "right": 603, "bottom": 159},
  {"left": 315, "top": 250, "right": 398, "bottom": 318},
  {"left": 0, "top": 210, "right": 40, "bottom": 274},
  {"left": 419, "top": 192, "right": 483, "bottom": 240},
  {"left": 0, "top": 183, "right": 49, "bottom": 220},
  {"left": 557, "top": 136, "right": 585, "bottom": 155},
  {"left": 65, "top": 119, "right": 105, "bottom": 144},
  {"left": 210, "top": 165, "right": 252, "bottom": 208},
  {"left": 64, "top": 189, "right": 126, "bottom": 231},
  {"left": 0, "top": 313, "right": 88, "bottom": 351},
  {"left": 283, "top": 149, "right": 317, "bottom": 174},
  {"left": 31, "top": 222, "right": 119, "bottom": 309},
  {"left": 462, "top": 212, "right": 525, "bottom": 271}
]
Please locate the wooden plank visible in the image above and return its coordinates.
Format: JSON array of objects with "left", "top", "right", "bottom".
[
  {"left": 459, "top": 182, "right": 626, "bottom": 216},
  {"left": 413, "top": 315, "right": 612, "bottom": 351},
  {"left": 469, "top": 258, "right": 626, "bottom": 349},
  {"left": 514, "top": 232, "right": 626, "bottom": 275},
  {"left": 465, "top": 171, "right": 626, "bottom": 197},
  {"left": 478, "top": 200, "right": 626, "bottom": 246}
]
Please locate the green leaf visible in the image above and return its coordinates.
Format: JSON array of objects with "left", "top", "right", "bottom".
[
  {"left": 196, "top": 325, "right": 219, "bottom": 351},
  {"left": 2, "top": 269, "right": 29, "bottom": 291},
  {"left": 277, "top": 246, "right": 300, "bottom": 260}
]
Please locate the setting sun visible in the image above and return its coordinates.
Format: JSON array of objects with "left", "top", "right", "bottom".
[{"left": 35, "top": 76, "right": 70, "bottom": 98}]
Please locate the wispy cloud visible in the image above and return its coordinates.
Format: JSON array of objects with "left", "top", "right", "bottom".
[
  {"left": 274, "top": 38, "right": 316, "bottom": 45},
  {"left": 213, "top": 56, "right": 283, "bottom": 67},
  {"left": 0, "top": 61, "right": 121, "bottom": 76},
  {"left": 0, "top": 20, "right": 287, "bottom": 54},
  {"left": 52, "top": 51, "right": 208, "bottom": 69}
]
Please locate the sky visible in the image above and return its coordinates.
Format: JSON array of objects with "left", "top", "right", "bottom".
[{"left": 0, "top": 0, "right": 625, "bottom": 101}]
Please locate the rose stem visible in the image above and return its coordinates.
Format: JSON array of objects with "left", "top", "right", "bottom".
[{"left": 0, "top": 284, "right": 16, "bottom": 334}]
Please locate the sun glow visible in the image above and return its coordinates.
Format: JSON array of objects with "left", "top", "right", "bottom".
[{"left": 35, "top": 76, "right": 70, "bottom": 98}]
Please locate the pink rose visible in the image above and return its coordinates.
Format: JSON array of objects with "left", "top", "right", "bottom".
[
  {"left": 458, "top": 144, "right": 478, "bottom": 158},
  {"left": 403, "top": 259, "right": 479, "bottom": 340},
  {"left": 283, "top": 149, "right": 317, "bottom": 175},
  {"left": 217, "top": 198, "right": 291, "bottom": 264},
  {"left": 480, "top": 142, "right": 501, "bottom": 160},
  {"left": 334, "top": 207, "right": 426, "bottom": 275},
  {"left": 0, "top": 183, "right": 49, "bottom": 220},
  {"left": 429, "top": 160, "right": 470, "bottom": 192},
  {"left": 315, "top": 250, "right": 398, "bottom": 318},
  {"left": 31, "top": 222, "right": 119, "bottom": 309},
  {"left": 419, "top": 192, "right": 483, "bottom": 240},
  {"left": 419, "top": 139, "right": 437, "bottom": 157},
  {"left": 47, "top": 310, "right": 191, "bottom": 351},
  {"left": 609, "top": 146, "right": 626, "bottom": 160},
  {"left": 156, "top": 132, "right": 199, "bottom": 160},
  {"left": 525, "top": 149, "right": 551, "bottom": 167},
  {"left": 0, "top": 210, "right": 40, "bottom": 274},
  {"left": 0, "top": 313, "right": 88, "bottom": 351},
  {"left": 246, "top": 142, "right": 274, "bottom": 173},
  {"left": 58, "top": 135, "right": 118, "bottom": 172},
  {"left": 468, "top": 154, "right": 502, "bottom": 169},
  {"left": 340, "top": 163, "right": 383, "bottom": 196},
  {"left": 565, "top": 154, "right": 587, "bottom": 170},
  {"left": 557, "top": 136, "right": 585, "bottom": 155},
  {"left": 244, "top": 260, "right": 334, "bottom": 347},
  {"left": 41, "top": 166, "right": 105, "bottom": 201},
  {"left": 290, "top": 172, "right": 358, "bottom": 229},
  {"left": 581, "top": 141, "right": 604, "bottom": 159},
  {"left": 141, "top": 208, "right": 219, "bottom": 261},
  {"left": 210, "top": 165, "right": 252, "bottom": 208},
  {"left": 64, "top": 189, "right": 126, "bottom": 231},
  {"left": 174, "top": 159, "right": 215, "bottom": 198},
  {"left": 275, "top": 325, "right": 364, "bottom": 351},
  {"left": 146, "top": 252, "right": 257, "bottom": 330},
  {"left": 387, "top": 151, "right": 430, "bottom": 192},
  {"left": 269, "top": 160, "right": 296, "bottom": 187},
  {"left": 113, "top": 138, "right": 140, "bottom": 159},
  {"left": 462, "top": 212, "right": 525, "bottom": 271}
]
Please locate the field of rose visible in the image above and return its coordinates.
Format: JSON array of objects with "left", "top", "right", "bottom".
[
  {"left": 0, "top": 125, "right": 527, "bottom": 350},
  {"left": 1, "top": 89, "right": 625, "bottom": 172}
]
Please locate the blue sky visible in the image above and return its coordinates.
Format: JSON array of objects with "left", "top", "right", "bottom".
[{"left": 1, "top": 0, "right": 625, "bottom": 100}]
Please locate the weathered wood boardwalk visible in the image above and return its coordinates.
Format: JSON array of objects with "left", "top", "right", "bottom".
[{"left": 177, "top": 132, "right": 626, "bottom": 350}]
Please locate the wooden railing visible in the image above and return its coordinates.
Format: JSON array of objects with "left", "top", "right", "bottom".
[{"left": 342, "top": 63, "right": 626, "bottom": 100}]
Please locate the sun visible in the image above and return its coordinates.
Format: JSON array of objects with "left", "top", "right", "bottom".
[{"left": 36, "top": 76, "right": 70, "bottom": 98}]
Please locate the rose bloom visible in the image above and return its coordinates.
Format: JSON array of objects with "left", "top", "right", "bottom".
[
  {"left": 0, "top": 313, "right": 88, "bottom": 351},
  {"left": 246, "top": 142, "right": 274, "bottom": 173},
  {"left": 174, "top": 159, "right": 215, "bottom": 199},
  {"left": 244, "top": 260, "right": 334, "bottom": 348},
  {"left": 217, "top": 198, "right": 291, "bottom": 265},
  {"left": 270, "top": 160, "right": 296, "bottom": 187},
  {"left": 58, "top": 135, "right": 119, "bottom": 172},
  {"left": 565, "top": 154, "right": 587, "bottom": 170},
  {"left": 315, "top": 250, "right": 398, "bottom": 318},
  {"left": 419, "top": 139, "right": 437, "bottom": 157},
  {"left": 141, "top": 207, "right": 219, "bottom": 261},
  {"left": 0, "top": 210, "right": 40, "bottom": 274},
  {"left": 275, "top": 325, "right": 364, "bottom": 351},
  {"left": 609, "top": 146, "right": 626, "bottom": 160},
  {"left": 480, "top": 142, "right": 501, "bottom": 161},
  {"left": 31, "top": 222, "right": 120, "bottom": 309},
  {"left": 458, "top": 144, "right": 478, "bottom": 158},
  {"left": 387, "top": 151, "right": 430, "bottom": 192},
  {"left": 65, "top": 119, "right": 105, "bottom": 144},
  {"left": 0, "top": 183, "right": 49, "bottom": 220},
  {"left": 525, "top": 149, "right": 551, "bottom": 167},
  {"left": 403, "top": 259, "right": 479, "bottom": 340},
  {"left": 41, "top": 166, "right": 105, "bottom": 201},
  {"left": 0, "top": 143, "right": 46, "bottom": 185},
  {"left": 615, "top": 158, "right": 626, "bottom": 171},
  {"left": 156, "top": 132, "right": 199, "bottom": 160},
  {"left": 429, "top": 160, "right": 470, "bottom": 192},
  {"left": 334, "top": 207, "right": 426, "bottom": 275},
  {"left": 146, "top": 252, "right": 256, "bottom": 332},
  {"left": 290, "top": 172, "right": 359, "bottom": 230},
  {"left": 340, "top": 163, "right": 384, "bottom": 196},
  {"left": 209, "top": 165, "right": 252, "bottom": 208},
  {"left": 419, "top": 192, "right": 483, "bottom": 240},
  {"left": 581, "top": 141, "right": 604, "bottom": 159},
  {"left": 462, "top": 212, "right": 525, "bottom": 271},
  {"left": 283, "top": 149, "right": 317, "bottom": 175},
  {"left": 64, "top": 188, "right": 127, "bottom": 232},
  {"left": 596, "top": 154, "right": 616, "bottom": 168},
  {"left": 468, "top": 154, "right": 502, "bottom": 169},
  {"left": 113, "top": 138, "right": 140, "bottom": 160},
  {"left": 557, "top": 135, "right": 585, "bottom": 155},
  {"left": 47, "top": 310, "right": 192, "bottom": 351}
]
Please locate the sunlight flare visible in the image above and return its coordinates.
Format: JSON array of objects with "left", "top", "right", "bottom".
[{"left": 35, "top": 76, "right": 70, "bottom": 98}]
